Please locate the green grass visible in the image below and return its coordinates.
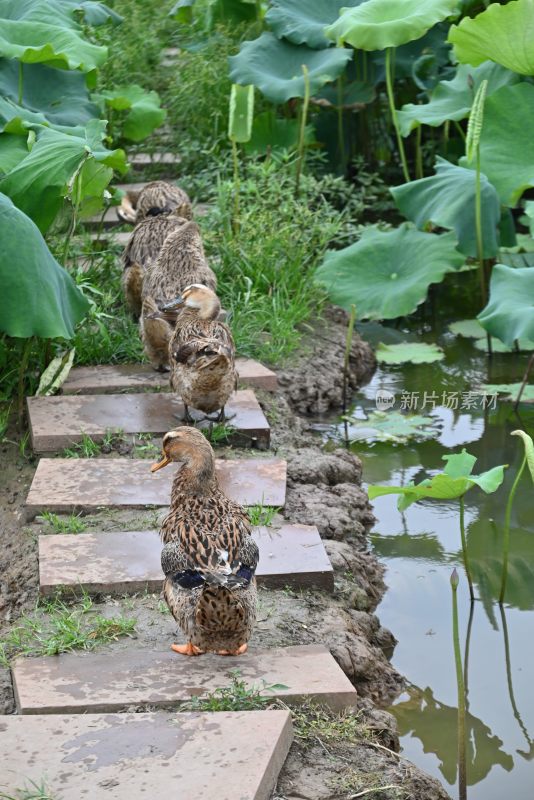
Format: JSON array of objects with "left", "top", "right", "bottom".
[
  {"left": 247, "top": 501, "right": 280, "bottom": 527},
  {"left": 132, "top": 433, "right": 161, "bottom": 459},
  {"left": 181, "top": 671, "right": 287, "bottom": 712},
  {"left": 201, "top": 423, "right": 235, "bottom": 445},
  {"left": 0, "top": 594, "right": 136, "bottom": 666},
  {"left": 0, "top": 779, "right": 57, "bottom": 800},
  {"left": 41, "top": 512, "right": 87, "bottom": 535},
  {"left": 61, "top": 430, "right": 126, "bottom": 458}
]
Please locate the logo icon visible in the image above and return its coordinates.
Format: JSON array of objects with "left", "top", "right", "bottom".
[{"left": 375, "top": 389, "right": 395, "bottom": 411}]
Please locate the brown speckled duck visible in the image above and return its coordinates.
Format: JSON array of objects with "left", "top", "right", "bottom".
[
  {"left": 166, "top": 284, "right": 236, "bottom": 423},
  {"left": 151, "top": 427, "right": 258, "bottom": 656},
  {"left": 140, "top": 221, "right": 217, "bottom": 371},
  {"left": 118, "top": 180, "right": 192, "bottom": 224},
  {"left": 121, "top": 213, "right": 188, "bottom": 317}
]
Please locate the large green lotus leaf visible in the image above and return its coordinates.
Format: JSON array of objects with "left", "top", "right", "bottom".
[
  {"left": 0, "top": 0, "right": 121, "bottom": 26},
  {"left": 0, "top": 192, "right": 89, "bottom": 339},
  {"left": 397, "top": 61, "right": 518, "bottom": 136},
  {"left": 228, "top": 32, "right": 353, "bottom": 104},
  {"left": 0, "top": 96, "right": 87, "bottom": 137},
  {"left": 94, "top": 85, "right": 166, "bottom": 143},
  {"left": 478, "top": 264, "right": 534, "bottom": 347},
  {"left": 0, "top": 133, "right": 29, "bottom": 175},
  {"left": 347, "top": 410, "right": 438, "bottom": 444},
  {"left": 59, "top": 0, "right": 123, "bottom": 25},
  {"left": 376, "top": 342, "right": 444, "bottom": 364},
  {"left": 391, "top": 157, "right": 500, "bottom": 259},
  {"left": 0, "top": 121, "right": 126, "bottom": 231},
  {"left": 0, "top": 59, "right": 98, "bottom": 129},
  {"left": 369, "top": 448, "right": 506, "bottom": 510},
  {"left": 243, "top": 110, "right": 315, "bottom": 154},
  {"left": 448, "top": 0, "right": 534, "bottom": 75},
  {"left": 265, "top": 0, "right": 363, "bottom": 50},
  {"left": 325, "top": 0, "right": 459, "bottom": 50},
  {"left": 315, "top": 225, "right": 464, "bottom": 320},
  {"left": 474, "top": 83, "right": 534, "bottom": 206}
]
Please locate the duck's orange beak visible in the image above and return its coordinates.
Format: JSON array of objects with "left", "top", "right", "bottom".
[{"left": 151, "top": 455, "right": 171, "bottom": 473}]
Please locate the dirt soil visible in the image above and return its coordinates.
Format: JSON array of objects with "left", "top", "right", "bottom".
[{"left": 0, "top": 312, "right": 450, "bottom": 799}]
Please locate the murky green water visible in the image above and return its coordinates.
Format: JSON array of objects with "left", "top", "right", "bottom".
[{"left": 327, "top": 277, "right": 534, "bottom": 799}]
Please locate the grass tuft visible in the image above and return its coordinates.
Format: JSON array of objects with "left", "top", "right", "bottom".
[
  {"left": 247, "top": 501, "right": 280, "bottom": 527},
  {"left": 41, "top": 512, "right": 87, "bottom": 535},
  {"left": 181, "top": 671, "right": 287, "bottom": 712}
]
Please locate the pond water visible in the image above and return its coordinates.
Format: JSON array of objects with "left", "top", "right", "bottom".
[{"left": 324, "top": 277, "right": 534, "bottom": 799}]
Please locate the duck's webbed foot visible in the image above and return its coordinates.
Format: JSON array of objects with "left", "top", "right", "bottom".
[
  {"left": 182, "top": 404, "right": 195, "bottom": 425},
  {"left": 171, "top": 642, "right": 203, "bottom": 656},
  {"left": 203, "top": 407, "right": 236, "bottom": 424},
  {"left": 216, "top": 643, "right": 248, "bottom": 656}
]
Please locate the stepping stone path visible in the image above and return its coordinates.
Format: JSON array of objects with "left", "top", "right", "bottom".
[
  {"left": 27, "top": 389, "right": 271, "bottom": 452},
  {"left": 26, "top": 457, "right": 287, "bottom": 518},
  {"left": 62, "top": 358, "right": 278, "bottom": 394},
  {"left": 12, "top": 645, "right": 355, "bottom": 714},
  {"left": 9, "top": 151, "right": 348, "bottom": 795},
  {"left": 39, "top": 524, "right": 334, "bottom": 596},
  {"left": 0, "top": 710, "right": 292, "bottom": 800}
]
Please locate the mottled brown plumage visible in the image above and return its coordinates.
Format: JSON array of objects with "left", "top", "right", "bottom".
[
  {"left": 118, "top": 180, "right": 192, "bottom": 224},
  {"left": 152, "top": 428, "right": 258, "bottom": 655},
  {"left": 140, "top": 221, "right": 217, "bottom": 371},
  {"left": 121, "top": 214, "right": 188, "bottom": 317},
  {"left": 168, "top": 284, "right": 236, "bottom": 421}
]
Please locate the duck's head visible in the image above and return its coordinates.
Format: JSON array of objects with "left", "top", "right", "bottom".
[
  {"left": 162, "top": 284, "right": 221, "bottom": 321},
  {"left": 151, "top": 427, "right": 215, "bottom": 474}
]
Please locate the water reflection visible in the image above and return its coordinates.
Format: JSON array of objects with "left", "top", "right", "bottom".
[{"left": 393, "top": 684, "right": 514, "bottom": 786}]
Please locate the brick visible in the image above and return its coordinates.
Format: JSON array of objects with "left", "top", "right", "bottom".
[
  {"left": 38, "top": 524, "right": 333, "bottom": 596},
  {"left": 12, "top": 645, "right": 356, "bottom": 714},
  {"left": 27, "top": 389, "right": 270, "bottom": 453},
  {"left": 62, "top": 359, "right": 278, "bottom": 394},
  {"left": 0, "top": 711, "right": 292, "bottom": 800},
  {"left": 26, "top": 457, "right": 287, "bottom": 518}
]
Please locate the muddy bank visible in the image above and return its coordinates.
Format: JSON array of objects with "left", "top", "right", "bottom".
[{"left": 278, "top": 306, "right": 376, "bottom": 415}]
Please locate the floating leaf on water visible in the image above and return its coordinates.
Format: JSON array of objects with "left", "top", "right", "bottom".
[
  {"left": 376, "top": 341, "right": 445, "bottom": 365},
  {"left": 480, "top": 384, "right": 534, "bottom": 403},
  {"left": 473, "top": 337, "right": 534, "bottom": 353},
  {"left": 448, "top": 319, "right": 486, "bottom": 338},
  {"left": 347, "top": 410, "right": 438, "bottom": 445}
]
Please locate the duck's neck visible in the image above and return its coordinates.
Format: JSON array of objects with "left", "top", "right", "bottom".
[{"left": 170, "top": 451, "right": 218, "bottom": 499}]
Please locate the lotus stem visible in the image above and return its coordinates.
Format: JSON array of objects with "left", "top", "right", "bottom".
[
  {"left": 18, "top": 61, "right": 23, "bottom": 105},
  {"left": 295, "top": 64, "right": 310, "bottom": 197},
  {"left": 337, "top": 75, "right": 345, "bottom": 169},
  {"left": 514, "top": 352, "right": 534, "bottom": 409},
  {"left": 459, "top": 495, "right": 474, "bottom": 602},
  {"left": 385, "top": 47, "right": 410, "bottom": 183},
  {"left": 415, "top": 125, "right": 423, "bottom": 180},
  {"left": 343, "top": 305, "right": 356, "bottom": 449},
  {"left": 500, "top": 603, "right": 532, "bottom": 747},
  {"left": 17, "top": 337, "right": 32, "bottom": 426},
  {"left": 499, "top": 452, "right": 526, "bottom": 604},
  {"left": 475, "top": 145, "right": 492, "bottom": 357},
  {"left": 231, "top": 138, "right": 240, "bottom": 234},
  {"left": 451, "top": 569, "right": 467, "bottom": 800}
]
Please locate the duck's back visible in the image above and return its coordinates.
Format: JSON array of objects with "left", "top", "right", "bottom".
[{"left": 122, "top": 214, "right": 187, "bottom": 272}]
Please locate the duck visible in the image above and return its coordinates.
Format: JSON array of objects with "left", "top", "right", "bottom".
[
  {"left": 121, "top": 213, "right": 188, "bottom": 317},
  {"left": 140, "top": 221, "right": 217, "bottom": 371},
  {"left": 166, "top": 284, "right": 236, "bottom": 423},
  {"left": 151, "top": 427, "right": 258, "bottom": 656},
  {"left": 118, "top": 180, "right": 192, "bottom": 224}
]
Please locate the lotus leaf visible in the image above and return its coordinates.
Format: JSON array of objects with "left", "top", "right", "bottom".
[
  {"left": 315, "top": 225, "right": 464, "bottom": 320},
  {"left": 448, "top": 0, "right": 534, "bottom": 76},
  {"left": 391, "top": 157, "right": 500, "bottom": 259},
  {"left": 0, "top": 192, "right": 89, "bottom": 339},
  {"left": 243, "top": 110, "right": 314, "bottom": 154},
  {"left": 0, "top": 133, "right": 29, "bottom": 175},
  {"left": 59, "top": 0, "right": 123, "bottom": 26},
  {"left": 228, "top": 32, "right": 352, "bottom": 104},
  {"left": 0, "top": 59, "right": 98, "bottom": 129},
  {"left": 473, "top": 337, "right": 534, "bottom": 353},
  {"left": 448, "top": 319, "right": 486, "bottom": 338},
  {"left": 325, "top": 0, "right": 459, "bottom": 51},
  {"left": 512, "top": 430, "right": 534, "bottom": 482},
  {"left": 0, "top": 0, "right": 107, "bottom": 77},
  {"left": 0, "top": 120, "right": 126, "bottom": 231},
  {"left": 228, "top": 84, "right": 254, "bottom": 143},
  {"left": 369, "top": 448, "right": 506, "bottom": 510},
  {"left": 397, "top": 61, "right": 518, "bottom": 136},
  {"left": 94, "top": 85, "right": 166, "bottom": 142},
  {"left": 347, "top": 410, "right": 438, "bottom": 444},
  {"left": 266, "top": 0, "right": 363, "bottom": 50},
  {"left": 481, "top": 384, "right": 534, "bottom": 402},
  {"left": 478, "top": 264, "right": 534, "bottom": 347},
  {"left": 376, "top": 342, "right": 445, "bottom": 365},
  {"left": 472, "top": 83, "right": 534, "bottom": 206}
]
